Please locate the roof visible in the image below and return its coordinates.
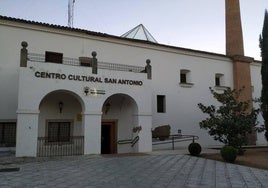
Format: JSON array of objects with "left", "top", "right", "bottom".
[
  {"left": 0, "top": 15, "right": 231, "bottom": 59},
  {"left": 121, "top": 24, "right": 158, "bottom": 43}
]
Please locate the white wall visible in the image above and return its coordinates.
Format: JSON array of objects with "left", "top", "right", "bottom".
[
  {"left": 0, "top": 25, "right": 20, "bottom": 119},
  {"left": 16, "top": 58, "right": 151, "bottom": 156},
  {"left": 0, "top": 20, "right": 265, "bottom": 152},
  {"left": 151, "top": 52, "right": 233, "bottom": 146}
]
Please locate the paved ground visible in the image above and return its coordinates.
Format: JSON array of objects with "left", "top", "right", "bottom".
[{"left": 0, "top": 149, "right": 268, "bottom": 188}]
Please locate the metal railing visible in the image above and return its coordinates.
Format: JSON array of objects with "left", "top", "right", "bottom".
[
  {"left": 117, "top": 135, "right": 140, "bottom": 147},
  {"left": 28, "top": 53, "right": 45, "bottom": 62},
  {"left": 27, "top": 53, "right": 145, "bottom": 73},
  {"left": 131, "top": 136, "right": 139, "bottom": 147},
  {"left": 37, "top": 136, "right": 84, "bottom": 157},
  {"left": 98, "top": 62, "right": 145, "bottom": 73},
  {"left": 152, "top": 134, "right": 199, "bottom": 150}
]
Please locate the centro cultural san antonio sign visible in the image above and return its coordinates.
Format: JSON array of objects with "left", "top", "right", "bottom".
[{"left": 34, "top": 71, "right": 143, "bottom": 86}]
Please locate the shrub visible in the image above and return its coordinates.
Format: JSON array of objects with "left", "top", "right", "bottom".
[
  {"left": 198, "top": 88, "right": 260, "bottom": 150},
  {"left": 188, "top": 142, "right": 202, "bottom": 156},
  {"left": 220, "top": 146, "right": 238, "bottom": 163}
]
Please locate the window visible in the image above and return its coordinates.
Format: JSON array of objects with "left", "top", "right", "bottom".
[
  {"left": 180, "top": 69, "right": 190, "bottom": 84},
  {"left": 180, "top": 73, "right": 187, "bottom": 83},
  {"left": 157, "top": 95, "right": 166, "bottom": 113},
  {"left": 215, "top": 73, "right": 224, "bottom": 87},
  {"left": 47, "top": 122, "right": 70, "bottom": 142},
  {"left": 45, "top": 51, "right": 63, "bottom": 64},
  {"left": 79, "top": 57, "right": 92, "bottom": 67},
  {"left": 215, "top": 77, "right": 220, "bottom": 86},
  {"left": 179, "top": 69, "right": 193, "bottom": 87},
  {"left": 0, "top": 122, "right": 16, "bottom": 147}
]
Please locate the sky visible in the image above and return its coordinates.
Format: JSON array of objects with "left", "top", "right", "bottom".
[{"left": 0, "top": 0, "right": 267, "bottom": 60}]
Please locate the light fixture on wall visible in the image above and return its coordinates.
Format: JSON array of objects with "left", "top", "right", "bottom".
[
  {"left": 59, "top": 101, "right": 63, "bottom": 113},
  {"left": 105, "top": 103, "right": 111, "bottom": 114}
]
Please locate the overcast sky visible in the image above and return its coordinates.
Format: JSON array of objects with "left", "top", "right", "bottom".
[{"left": 0, "top": 0, "right": 267, "bottom": 60}]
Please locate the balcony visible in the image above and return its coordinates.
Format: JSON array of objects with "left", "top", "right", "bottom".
[
  {"left": 27, "top": 53, "right": 147, "bottom": 74},
  {"left": 19, "top": 40, "right": 152, "bottom": 80}
]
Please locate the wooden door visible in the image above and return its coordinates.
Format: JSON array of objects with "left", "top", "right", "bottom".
[{"left": 101, "top": 122, "right": 116, "bottom": 154}]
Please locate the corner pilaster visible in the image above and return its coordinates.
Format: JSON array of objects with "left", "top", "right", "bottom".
[{"left": 16, "top": 109, "right": 39, "bottom": 157}]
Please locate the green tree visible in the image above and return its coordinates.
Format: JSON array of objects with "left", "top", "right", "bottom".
[
  {"left": 198, "top": 88, "right": 259, "bottom": 153},
  {"left": 260, "top": 10, "right": 268, "bottom": 141}
]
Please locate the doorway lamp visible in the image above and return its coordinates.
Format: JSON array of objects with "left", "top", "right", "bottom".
[
  {"left": 105, "top": 103, "right": 111, "bottom": 114},
  {"left": 59, "top": 101, "right": 63, "bottom": 113}
]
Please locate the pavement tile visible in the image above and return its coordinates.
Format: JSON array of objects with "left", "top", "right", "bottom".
[{"left": 0, "top": 151, "right": 268, "bottom": 187}]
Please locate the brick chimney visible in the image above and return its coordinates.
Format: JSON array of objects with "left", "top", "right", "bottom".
[
  {"left": 225, "top": 0, "right": 256, "bottom": 145},
  {"left": 225, "top": 0, "right": 244, "bottom": 56}
]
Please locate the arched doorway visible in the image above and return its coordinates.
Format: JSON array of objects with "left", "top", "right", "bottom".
[
  {"left": 38, "top": 90, "right": 84, "bottom": 156},
  {"left": 101, "top": 94, "right": 138, "bottom": 154}
]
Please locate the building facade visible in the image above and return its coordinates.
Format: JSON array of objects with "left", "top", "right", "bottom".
[{"left": 0, "top": 1, "right": 266, "bottom": 157}]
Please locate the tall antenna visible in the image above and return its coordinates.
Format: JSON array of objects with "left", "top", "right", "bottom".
[{"left": 68, "top": 0, "right": 75, "bottom": 27}]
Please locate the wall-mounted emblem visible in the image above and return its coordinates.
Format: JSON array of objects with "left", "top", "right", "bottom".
[{"left": 84, "top": 86, "right": 105, "bottom": 96}]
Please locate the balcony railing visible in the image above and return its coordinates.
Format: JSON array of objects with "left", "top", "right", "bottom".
[
  {"left": 28, "top": 53, "right": 146, "bottom": 73},
  {"left": 37, "top": 136, "right": 84, "bottom": 157},
  {"left": 98, "top": 62, "right": 145, "bottom": 73}
]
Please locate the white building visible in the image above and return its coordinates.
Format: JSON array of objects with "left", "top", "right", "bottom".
[{"left": 0, "top": 0, "right": 266, "bottom": 157}]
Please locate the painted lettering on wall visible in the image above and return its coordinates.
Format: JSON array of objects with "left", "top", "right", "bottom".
[{"left": 34, "top": 71, "right": 143, "bottom": 86}]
